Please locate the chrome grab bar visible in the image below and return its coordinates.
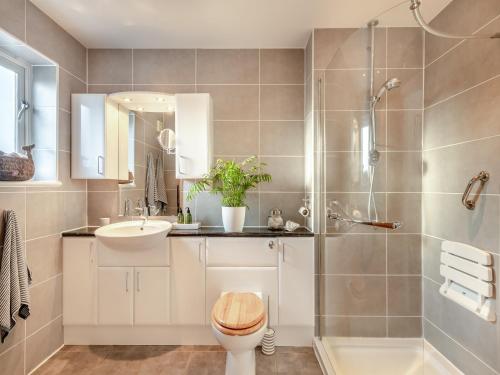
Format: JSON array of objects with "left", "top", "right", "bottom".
[
  {"left": 327, "top": 211, "right": 402, "bottom": 230},
  {"left": 462, "top": 171, "right": 489, "bottom": 210}
]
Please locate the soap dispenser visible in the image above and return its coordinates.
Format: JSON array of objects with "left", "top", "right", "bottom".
[
  {"left": 177, "top": 207, "right": 184, "bottom": 224},
  {"left": 184, "top": 207, "right": 192, "bottom": 224}
]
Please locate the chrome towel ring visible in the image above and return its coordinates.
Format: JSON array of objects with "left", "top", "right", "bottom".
[{"left": 462, "top": 171, "right": 489, "bottom": 210}]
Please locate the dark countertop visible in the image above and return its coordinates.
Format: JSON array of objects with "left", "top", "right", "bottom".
[{"left": 62, "top": 226, "right": 313, "bottom": 238}]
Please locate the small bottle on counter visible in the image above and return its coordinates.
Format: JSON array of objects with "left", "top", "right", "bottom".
[
  {"left": 184, "top": 207, "right": 192, "bottom": 224},
  {"left": 177, "top": 207, "right": 184, "bottom": 224}
]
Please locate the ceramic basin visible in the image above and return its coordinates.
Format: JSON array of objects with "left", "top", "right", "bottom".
[{"left": 95, "top": 220, "right": 172, "bottom": 250}]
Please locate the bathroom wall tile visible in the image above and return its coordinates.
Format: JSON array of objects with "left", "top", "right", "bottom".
[
  {"left": 87, "top": 192, "right": 119, "bottom": 226},
  {"left": 324, "top": 110, "right": 386, "bottom": 152},
  {"left": 423, "top": 278, "right": 500, "bottom": 372},
  {"left": 196, "top": 49, "right": 259, "bottom": 84},
  {"left": 58, "top": 151, "right": 87, "bottom": 192},
  {"left": 88, "top": 49, "right": 132, "bottom": 84},
  {"left": 424, "top": 319, "right": 498, "bottom": 375},
  {"left": 425, "top": 17, "right": 500, "bottom": 107},
  {"left": 386, "top": 110, "right": 422, "bottom": 151},
  {"left": 260, "top": 121, "right": 304, "bottom": 156},
  {"left": 305, "top": 34, "right": 313, "bottom": 79},
  {"left": 386, "top": 193, "right": 421, "bottom": 234},
  {"left": 387, "top": 276, "right": 421, "bottom": 316},
  {"left": 314, "top": 28, "right": 385, "bottom": 70},
  {"left": 133, "top": 84, "right": 195, "bottom": 94},
  {"left": 320, "top": 316, "right": 387, "bottom": 337},
  {"left": 0, "top": 193, "right": 26, "bottom": 242},
  {"left": 387, "top": 234, "right": 421, "bottom": 275},
  {"left": 27, "top": 275, "right": 62, "bottom": 335},
  {"left": 260, "top": 49, "right": 304, "bottom": 84},
  {"left": 0, "top": 0, "right": 26, "bottom": 41},
  {"left": 58, "top": 110, "right": 71, "bottom": 152},
  {"left": 133, "top": 49, "right": 195, "bottom": 84},
  {"left": 87, "top": 84, "right": 133, "bottom": 94},
  {"left": 425, "top": 0, "right": 500, "bottom": 65},
  {"left": 26, "top": 2, "right": 86, "bottom": 81},
  {"left": 387, "top": 28, "right": 423, "bottom": 68},
  {"left": 386, "top": 152, "right": 422, "bottom": 192},
  {"left": 424, "top": 76, "right": 500, "bottom": 150},
  {"left": 320, "top": 275, "right": 386, "bottom": 316},
  {"left": 26, "top": 234, "right": 62, "bottom": 285},
  {"left": 26, "top": 316, "right": 63, "bottom": 373},
  {"left": 214, "top": 122, "right": 259, "bottom": 156},
  {"left": 388, "top": 317, "right": 422, "bottom": 338},
  {"left": 87, "top": 179, "right": 119, "bottom": 192},
  {"left": 423, "top": 136, "right": 500, "bottom": 194},
  {"left": 61, "top": 192, "right": 87, "bottom": 231},
  {"left": 422, "top": 193, "right": 499, "bottom": 254},
  {"left": 197, "top": 84, "right": 259, "bottom": 120},
  {"left": 386, "top": 68, "right": 423, "bottom": 110},
  {"left": 260, "top": 193, "right": 304, "bottom": 225},
  {"left": 260, "top": 85, "right": 304, "bottom": 121},
  {"left": 0, "top": 319, "right": 25, "bottom": 357},
  {"left": 58, "top": 69, "right": 86, "bottom": 112},
  {"left": 259, "top": 157, "right": 304, "bottom": 192},
  {"left": 322, "top": 235, "right": 386, "bottom": 274},
  {"left": 0, "top": 342, "right": 24, "bottom": 375},
  {"left": 421, "top": 235, "right": 444, "bottom": 284},
  {"left": 325, "top": 152, "right": 386, "bottom": 192}
]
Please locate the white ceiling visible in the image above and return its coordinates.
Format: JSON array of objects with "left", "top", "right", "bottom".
[{"left": 30, "top": 0, "right": 452, "bottom": 48}]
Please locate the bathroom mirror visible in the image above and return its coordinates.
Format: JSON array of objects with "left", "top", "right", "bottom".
[{"left": 110, "top": 91, "right": 179, "bottom": 217}]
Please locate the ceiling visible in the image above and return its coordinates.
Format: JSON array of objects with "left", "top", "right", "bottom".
[{"left": 31, "top": 0, "right": 453, "bottom": 48}]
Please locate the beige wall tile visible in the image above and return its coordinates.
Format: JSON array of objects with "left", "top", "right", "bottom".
[
  {"left": 0, "top": 342, "right": 24, "bottom": 375},
  {"left": 386, "top": 152, "right": 422, "bottom": 192},
  {"left": 387, "top": 193, "right": 421, "bottom": 234},
  {"left": 0, "top": 0, "right": 26, "bottom": 41},
  {"left": 388, "top": 317, "right": 422, "bottom": 338},
  {"left": 214, "top": 122, "right": 259, "bottom": 156},
  {"left": 26, "top": 3, "right": 86, "bottom": 81},
  {"left": 87, "top": 179, "right": 119, "bottom": 192},
  {"left": 87, "top": 192, "right": 119, "bottom": 226},
  {"left": 386, "top": 110, "right": 422, "bottom": 151},
  {"left": 387, "top": 276, "right": 421, "bottom": 316},
  {"left": 26, "top": 234, "right": 62, "bottom": 285},
  {"left": 387, "top": 28, "right": 423, "bottom": 68},
  {"left": 421, "top": 235, "right": 444, "bottom": 284},
  {"left": 27, "top": 275, "right": 62, "bottom": 335},
  {"left": 387, "top": 234, "right": 421, "bottom": 275},
  {"left": 259, "top": 193, "right": 304, "bottom": 225},
  {"left": 321, "top": 275, "right": 386, "bottom": 315},
  {"left": 133, "top": 49, "right": 195, "bottom": 84},
  {"left": 305, "top": 34, "right": 313, "bottom": 79},
  {"left": 88, "top": 49, "right": 132, "bottom": 84},
  {"left": 259, "top": 157, "right": 304, "bottom": 192},
  {"left": 387, "top": 68, "right": 422, "bottom": 110},
  {"left": 58, "top": 110, "right": 71, "bottom": 152},
  {"left": 260, "top": 121, "right": 304, "bottom": 156},
  {"left": 260, "top": 49, "right": 304, "bottom": 84},
  {"left": 26, "top": 316, "right": 63, "bottom": 373},
  {"left": 58, "top": 151, "right": 86, "bottom": 191},
  {"left": 260, "top": 85, "right": 304, "bottom": 121},
  {"left": 133, "top": 84, "right": 195, "bottom": 93},
  {"left": 61, "top": 192, "right": 86, "bottom": 231},
  {"left": 87, "top": 84, "right": 132, "bottom": 94},
  {"left": 323, "top": 235, "right": 386, "bottom": 274},
  {"left": 320, "top": 316, "right": 386, "bottom": 337},
  {"left": 196, "top": 49, "right": 258, "bottom": 84},
  {"left": 0, "top": 319, "right": 25, "bottom": 357},
  {"left": 0, "top": 193, "right": 26, "bottom": 242},
  {"left": 58, "top": 69, "right": 86, "bottom": 112},
  {"left": 197, "top": 85, "right": 259, "bottom": 120}
]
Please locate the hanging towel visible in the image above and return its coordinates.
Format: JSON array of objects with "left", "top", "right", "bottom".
[
  {"left": 155, "top": 155, "right": 168, "bottom": 207},
  {"left": 0, "top": 210, "right": 31, "bottom": 343},
  {"left": 145, "top": 152, "right": 156, "bottom": 207}
]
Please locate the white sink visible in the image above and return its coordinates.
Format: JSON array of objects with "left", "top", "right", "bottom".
[{"left": 95, "top": 220, "right": 172, "bottom": 251}]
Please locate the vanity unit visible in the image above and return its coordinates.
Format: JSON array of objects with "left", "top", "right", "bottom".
[{"left": 62, "top": 228, "right": 314, "bottom": 346}]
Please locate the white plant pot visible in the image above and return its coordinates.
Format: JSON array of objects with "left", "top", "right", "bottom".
[{"left": 222, "top": 207, "right": 246, "bottom": 232}]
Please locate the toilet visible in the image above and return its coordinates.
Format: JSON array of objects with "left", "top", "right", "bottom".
[{"left": 211, "top": 292, "right": 268, "bottom": 375}]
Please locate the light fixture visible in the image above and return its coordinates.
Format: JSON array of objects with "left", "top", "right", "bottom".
[
  {"left": 137, "top": 107, "right": 144, "bottom": 111},
  {"left": 123, "top": 97, "right": 132, "bottom": 102},
  {"left": 166, "top": 105, "right": 175, "bottom": 113}
]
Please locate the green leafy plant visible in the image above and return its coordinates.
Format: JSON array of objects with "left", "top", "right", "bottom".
[{"left": 187, "top": 156, "right": 272, "bottom": 207}]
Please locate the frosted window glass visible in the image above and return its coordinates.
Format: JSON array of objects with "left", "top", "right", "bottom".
[{"left": 0, "top": 64, "right": 17, "bottom": 153}]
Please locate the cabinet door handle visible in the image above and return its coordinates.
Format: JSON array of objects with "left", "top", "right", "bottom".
[
  {"left": 125, "top": 272, "right": 129, "bottom": 292},
  {"left": 89, "top": 241, "right": 94, "bottom": 264},
  {"left": 97, "top": 156, "right": 105, "bottom": 175},
  {"left": 137, "top": 271, "right": 140, "bottom": 292},
  {"left": 178, "top": 155, "right": 187, "bottom": 175}
]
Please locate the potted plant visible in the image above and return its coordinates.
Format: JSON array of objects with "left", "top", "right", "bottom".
[{"left": 187, "top": 156, "right": 271, "bottom": 232}]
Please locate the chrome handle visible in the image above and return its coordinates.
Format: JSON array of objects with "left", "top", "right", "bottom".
[
  {"left": 125, "top": 272, "right": 129, "bottom": 292},
  {"left": 462, "top": 171, "right": 489, "bottom": 210},
  {"left": 97, "top": 156, "right": 105, "bottom": 175},
  {"left": 178, "top": 155, "right": 187, "bottom": 175},
  {"left": 137, "top": 271, "right": 140, "bottom": 292}
]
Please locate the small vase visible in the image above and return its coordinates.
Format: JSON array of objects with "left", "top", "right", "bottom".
[{"left": 221, "top": 207, "right": 246, "bottom": 232}]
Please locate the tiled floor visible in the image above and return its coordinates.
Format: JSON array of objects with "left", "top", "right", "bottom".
[{"left": 34, "top": 345, "right": 323, "bottom": 375}]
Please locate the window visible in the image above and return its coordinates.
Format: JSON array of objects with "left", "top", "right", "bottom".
[{"left": 0, "top": 53, "right": 28, "bottom": 154}]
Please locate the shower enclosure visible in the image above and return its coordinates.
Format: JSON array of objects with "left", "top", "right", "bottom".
[{"left": 308, "top": 1, "right": 500, "bottom": 374}]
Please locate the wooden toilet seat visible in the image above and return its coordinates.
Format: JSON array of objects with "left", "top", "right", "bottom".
[{"left": 211, "top": 292, "right": 266, "bottom": 336}]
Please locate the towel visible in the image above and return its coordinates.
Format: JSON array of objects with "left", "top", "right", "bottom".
[
  {"left": 145, "top": 152, "right": 156, "bottom": 207},
  {"left": 155, "top": 156, "right": 168, "bottom": 207},
  {"left": 0, "top": 210, "right": 31, "bottom": 343}
]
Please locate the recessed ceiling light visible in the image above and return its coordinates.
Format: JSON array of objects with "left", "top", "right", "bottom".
[
  {"left": 123, "top": 98, "right": 132, "bottom": 102},
  {"left": 137, "top": 107, "right": 144, "bottom": 111}
]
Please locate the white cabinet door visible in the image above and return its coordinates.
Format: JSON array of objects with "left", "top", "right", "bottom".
[
  {"left": 206, "top": 238, "right": 278, "bottom": 267},
  {"left": 206, "top": 267, "right": 278, "bottom": 326},
  {"left": 63, "top": 238, "right": 97, "bottom": 325},
  {"left": 134, "top": 267, "right": 170, "bottom": 325},
  {"left": 98, "top": 267, "right": 134, "bottom": 325},
  {"left": 278, "top": 238, "right": 314, "bottom": 326},
  {"left": 170, "top": 238, "right": 205, "bottom": 325}
]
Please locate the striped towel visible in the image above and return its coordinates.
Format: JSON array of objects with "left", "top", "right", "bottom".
[
  {"left": 0, "top": 210, "right": 31, "bottom": 343},
  {"left": 145, "top": 152, "right": 156, "bottom": 207},
  {"left": 155, "top": 155, "right": 168, "bottom": 206}
]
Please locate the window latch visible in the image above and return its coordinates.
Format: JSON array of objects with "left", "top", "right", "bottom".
[{"left": 17, "top": 100, "right": 30, "bottom": 120}]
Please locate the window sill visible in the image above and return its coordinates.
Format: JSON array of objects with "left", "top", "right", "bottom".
[{"left": 0, "top": 180, "right": 63, "bottom": 187}]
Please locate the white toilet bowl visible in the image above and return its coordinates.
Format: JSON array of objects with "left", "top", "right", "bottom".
[{"left": 210, "top": 292, "right": 267, "bottom": 375}]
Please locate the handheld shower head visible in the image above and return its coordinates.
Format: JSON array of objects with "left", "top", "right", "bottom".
[{"left": 374, "top": 78, "right": 401, "bottom": 102}]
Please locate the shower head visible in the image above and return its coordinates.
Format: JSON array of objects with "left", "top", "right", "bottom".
[{"left": 374, "top": 78, "right": 401, "bottom": 102}]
